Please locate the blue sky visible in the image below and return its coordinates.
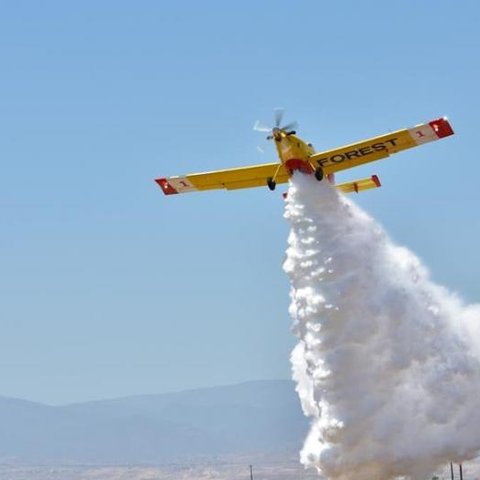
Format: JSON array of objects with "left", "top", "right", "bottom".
[{"left": 1, "top": 1, "right": 479, "bottom": 405}]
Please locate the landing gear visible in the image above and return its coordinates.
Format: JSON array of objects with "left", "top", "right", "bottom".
[
  {"left": 267, "top": 163, "right": 282, "bottom": 191},
  {"left": 314, "top": 166, "right": 324, "bottom": 181}
]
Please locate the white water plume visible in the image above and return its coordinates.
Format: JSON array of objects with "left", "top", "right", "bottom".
[{"left": 284, "top": 174, "right": 480, "bottom": 480}]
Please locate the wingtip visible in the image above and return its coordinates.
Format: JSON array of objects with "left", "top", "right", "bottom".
[
  {"left": 429, "top": 117, "right": 454, "bottom": 138},
  {"left": 155, "top": 178, "right": 179, "bottom": 195},
  {"left": 372, "top": 175, "right": 381, "bottom": 187}
]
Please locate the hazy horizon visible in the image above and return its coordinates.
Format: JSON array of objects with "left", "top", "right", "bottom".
[{"left": 0, "top": 378, "right": 292, "bottom": 406}]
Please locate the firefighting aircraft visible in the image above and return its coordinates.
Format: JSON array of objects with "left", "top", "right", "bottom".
[{"left": 155, "top": 110, "right": 454, "bottom": 196}]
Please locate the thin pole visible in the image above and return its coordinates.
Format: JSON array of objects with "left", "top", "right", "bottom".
[
  {"left": 249, "top": 465, "right": 254, "bottom": 480},
  {"left": 459, "top": 463, "right": 463, "bottom": 480},
  {"left": 450, "top": 462, "right": 455, "bottom": 480}
]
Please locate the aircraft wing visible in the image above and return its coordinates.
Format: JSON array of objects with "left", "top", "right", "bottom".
[
  {"left": 156, "top": 162, "right": 290, "bottom": 195},
  {"left": 309, "top": 117, "right": 454, "bottom": 175}
]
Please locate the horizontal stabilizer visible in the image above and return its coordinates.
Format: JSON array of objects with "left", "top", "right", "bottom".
[{"left": 336, "top": 175, "right": 381, "bottom": 194}]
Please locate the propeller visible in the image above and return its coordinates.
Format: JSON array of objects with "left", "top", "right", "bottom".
[
  {"left": 253, "top": 120, "right": 271, "bottom": 133},
  {"left": 274, "top": 108, "right": 284, "bottom": 128},
  {"left": 254, "top": 108, "right": 298, "bottom": 140}
]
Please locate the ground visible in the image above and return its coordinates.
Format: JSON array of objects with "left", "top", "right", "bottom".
[{"left": 1, "top": 458, "right": 479, "bottom": 480}]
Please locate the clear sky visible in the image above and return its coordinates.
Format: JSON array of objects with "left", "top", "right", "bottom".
[{"left": 1, "top": 1, "right": 479, "bottom": 405}]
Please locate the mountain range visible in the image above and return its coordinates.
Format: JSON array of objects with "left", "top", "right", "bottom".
[{"left": 0, "top": 380, "right": 309, "bottom": 464}]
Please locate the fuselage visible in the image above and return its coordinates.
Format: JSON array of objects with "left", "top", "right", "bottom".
[{"left": 273, "top": 130, "right": 316, "bottom": 174}]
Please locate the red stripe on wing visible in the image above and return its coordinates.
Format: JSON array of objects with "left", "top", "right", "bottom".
[
  {"left": 155, "top": 178, "right": 179, "bottom": 195},
  {"left": 429, "top": 118, "right": 454, "bottom": 138}
]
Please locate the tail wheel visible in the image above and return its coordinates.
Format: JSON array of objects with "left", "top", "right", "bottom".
[
  {"left": 267, "top": 177, "right": 276, "bottom": 191},
  {"left": 314, "top": 167, "right": 324, "bottom": 181}
]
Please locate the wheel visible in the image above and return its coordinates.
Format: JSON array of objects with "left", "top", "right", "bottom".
[
  {"left": 267, "top": 177, "right": 276, "bottom": 191},
  {"left": 314, "top": 166, "right": 324, "bottom": 181}
]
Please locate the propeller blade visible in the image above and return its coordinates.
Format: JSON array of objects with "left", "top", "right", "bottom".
[
  {"left": 253, "top": 120, "right": 272, "bottom": 133},
  {"left": 274, "top": 108, "right": 284, "bottom": 128},
  {"left": 282, "top": 121, "right": 298, "bottom": 132}
]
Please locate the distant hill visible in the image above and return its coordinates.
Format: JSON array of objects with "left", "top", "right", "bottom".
[{"left": 0, "top": 380, "right": 308, "bottom": 464}]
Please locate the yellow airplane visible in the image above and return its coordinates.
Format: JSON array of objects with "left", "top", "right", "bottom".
[{"left": 155, "top": 110, "right": 454, "bottom": 196}]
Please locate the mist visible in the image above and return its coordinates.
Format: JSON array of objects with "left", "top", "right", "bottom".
[{"left": 284, "top": 174, "right": 480, "bottom": 480}]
